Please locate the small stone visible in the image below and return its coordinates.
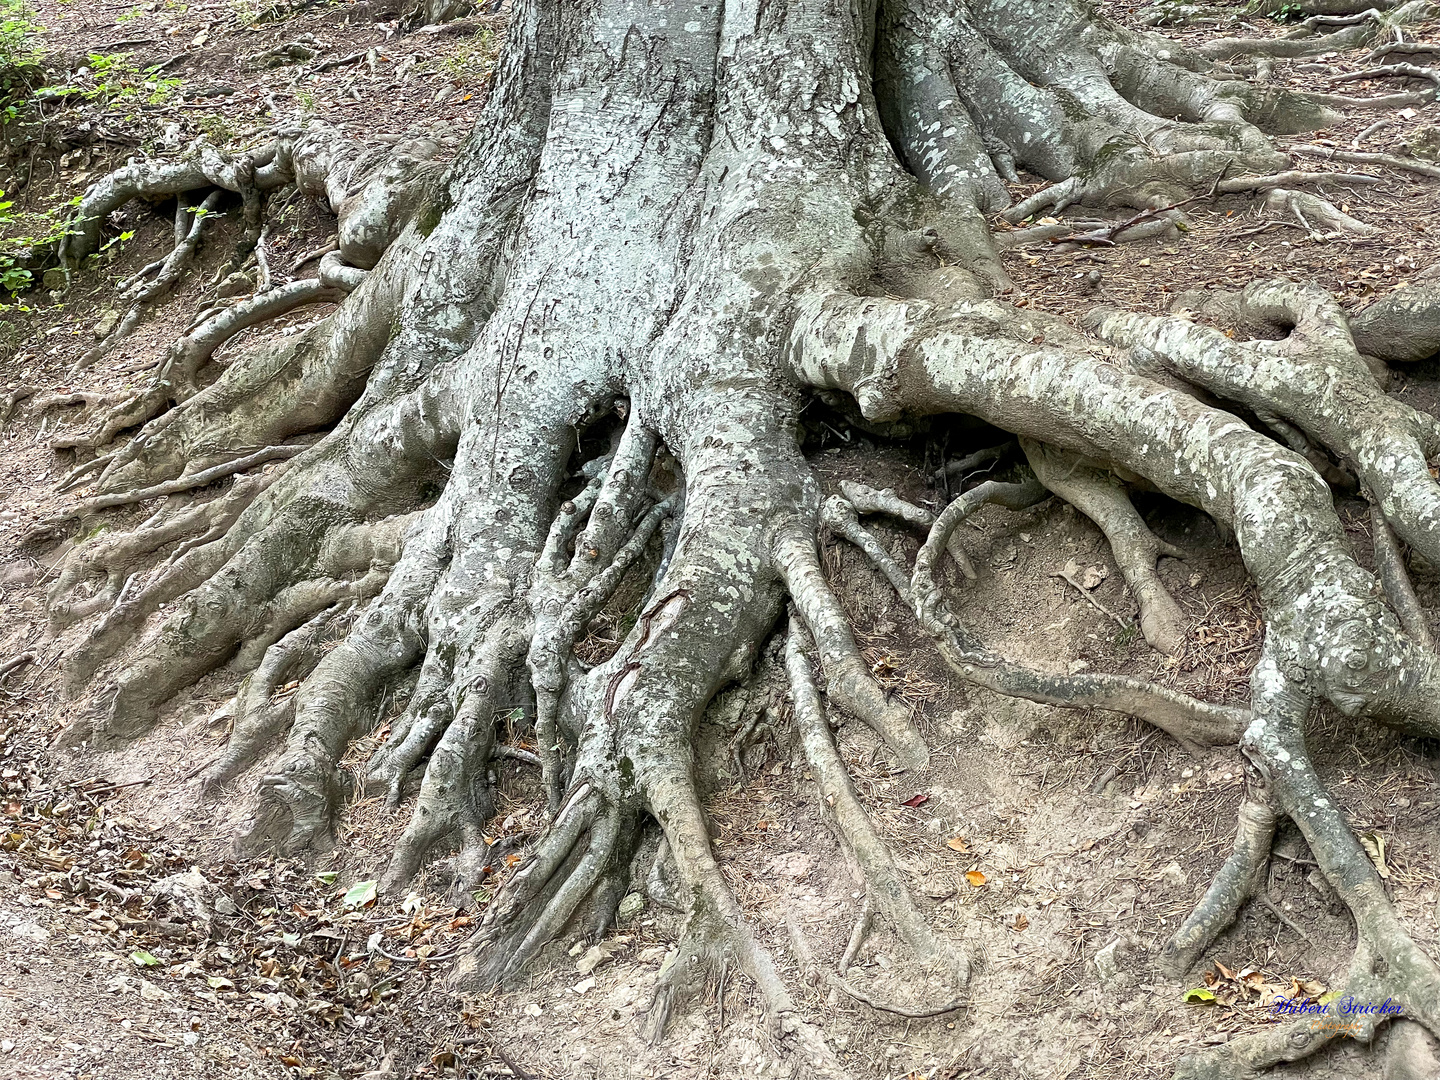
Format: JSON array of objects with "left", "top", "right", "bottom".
[
  {"left": 522, "top": 1003, "right": 542, "bottom": 1017},
  {"left": 1094, "top": 938, "right": 1123, "bottom": 983},
  {"left": 93, "top": 309, "right": 119, "bottom": 339},
  {"left": 0, "top": 561, "right": 39, "bottom": 587},
  {"left": 616, "top": 892, "right": 644, "bottom": 923},
  {"left": 183, "top": 1032, "right": 200, "bottom": 1047},
  {"left": 571, "top": 976, "right": 596, "bottom": 995},
  {"left": 576, "top": 941, "right": 623, "bottom": 976},
  {"left": 1161, "top": 862, "right": 1187, "bottom": 887},
  {"left": 213, "top": 272, "right": 254, "bottom": 299}
]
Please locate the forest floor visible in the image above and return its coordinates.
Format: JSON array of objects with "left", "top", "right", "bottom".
[{"left": 3, "top": 1, "right": 1440, "bottom": 1079}]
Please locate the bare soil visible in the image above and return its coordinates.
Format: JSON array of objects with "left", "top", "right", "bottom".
[{"left": 3, "top": 2, "right": 1440, "bottom": 1079}]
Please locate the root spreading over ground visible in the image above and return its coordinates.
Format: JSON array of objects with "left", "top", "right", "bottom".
[{"left": 20, "top": 0, "right": 1440, "bottom": 1076}]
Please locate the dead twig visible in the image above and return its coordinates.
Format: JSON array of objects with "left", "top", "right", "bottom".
[
  {"left": 1052, "top": 566, "right": 1127, "bottom": 628},
  {"left": 1289, "top": 144, "right": 1440, "bottom": 180},
  {"left": 827, "top": 974, "right": 967, "bottom": 1018},
  {"left": 0, "top": 653, "right": 36, "bottom": 682}
]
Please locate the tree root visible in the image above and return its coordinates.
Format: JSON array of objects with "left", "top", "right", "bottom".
[
  {"left": 1369, "top": 502, "right": 1434, "bottom": 650},
  {"left": 1088, "top": 279, "right": 1440, "bottom": 575},
  {"left": 823, "top": 482, "right": 1246, "bottom": 753},
  {"left": 43, "top": 3, "right": 1440, "bottom": 1074},
  {"left": 72, "top": 189, "right": 227, "bottom": 373},
  {"left": 1173, "top": 651, "right": 1440, "bottom": 1077},
  {"left": 1162, "top": 778, "right": 1278, "bottom": 974},
  {"left": 1259, "top": 188, "right": 1379, "bottom": 237},
  {"left": 201, "top": 603, "right": 347, "bottom": 796},
  {"left": 838, "top": 479, "right": 976, "bottom": 579},
  {"left": 1290, "top": 142, "right": 1440, "bottom": 180},
  {"left": 776, "top": 523, "right": 931, "bottom": 771},
  {"left": 1022, "top": 439, "right": 1190, "bottom": 654},
  {"left": 786, "top": 615, "right": 970, "bottom": 986},
  {"left": 0, "top": 385, "right": 36, "bottom": 430},
  {"left": 1351, "top": 278, "right": 1440, "bottom": 363}
]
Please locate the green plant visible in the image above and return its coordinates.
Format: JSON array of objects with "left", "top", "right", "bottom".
[
  {"left": 0, "top": 190, "right": 128, "bottom": 298},
  {"left": 437, "top": 28, "right": 499, "bottom": 86},
  {"left": 197, "top": 111, "right": 236, "bottom": 143},
  {"left": 0, "top": 0, "right": 44, "bottom": 126},
  {"left": 1247, "top": 0, "right": 1305, "bottom": 21},
  {"left": 78, "top": 51, "right": 184, "bottom": 104},
  {"left": 0, "top": 0, "right": 43, "bottom": 65}
]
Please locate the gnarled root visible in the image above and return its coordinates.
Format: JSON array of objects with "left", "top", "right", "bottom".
[
  {"left": 1174, "top": 651, "right": 1440, "bottom": 1077},
  {"left": 1162, "top": 778, "right": 1278, "bottom": 975},
  {"left": 200, "top": 603, "right": 348, "bottom": 796},
  {"left": 1022, "top": 438, "right": 1189, "bottom": 654},
  {"left": 823, "top": 479, "right": 1245, "bottom": 753},
  {"left": 786, "top": 615, "right": 970, "bottom": 996},
  {"left": 1088, "top": 280, "right": 1440, "bottom": 577},
  {"left": 1350, "top": 276, "right": 1440, "bottom": 363}
]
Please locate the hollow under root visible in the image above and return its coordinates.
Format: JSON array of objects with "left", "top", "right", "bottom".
[{"left": 1021, "top": 438, "right": 1189, "bottom": 655}]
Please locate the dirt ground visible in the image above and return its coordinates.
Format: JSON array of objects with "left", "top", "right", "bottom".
[{"left": 3, "top": 1, "right": 1440, "bottom": 1078}]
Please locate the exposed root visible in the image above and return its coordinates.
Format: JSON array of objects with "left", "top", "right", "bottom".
[
  {"left": 791, "top": 289, "right": 1440, "bottom": 735},
  {"left": 1162, "top": 777, "right": 1278, "bottom": 974},
  {"left": 826, "top": 975, "right": 967, "bottom": 1019},
  {"left": 1022, "top": 439, "right": 1189, "bottom": 654},
  {"left": 528, "top": 413, "right": 663, "bottom": 809},
  {"left": 786, "top": 615, "right": 969, "bottom": 985},
  {"left": 1290, "top": 142, "right": 1440, "bottom": 180},
  {"left": 0, "top": 653, "right": 35, "bottom": 682},
  {"left": 1351, "top": 278, "right": 1440, "bottom": 363},
  {"left": 0, "top": 384, "right": 36, "bottom": 430},
  {"left": 46, "top": 468, "right": 278, "bottom": 633},
  {"left": 827, "top": 477, "right": 1246, "bottom": 751},
  {"left": 1369, "top": 503, "right": 1435, "bottom": 650},
  {"left": 1089, "top": 280, "right": 1440, "bottom": 574},
  {"left": 775, "top": 523, "right": 930, "bottom": 771},
  {"left": 838, "top": 479, "right": 976, "bottom": 579},
  {"left": 42, "top": 2, "right": 1440, "bottom": 1072},
  {"left": 1259, "top": 187, "right": 1379, "bottom": 237},
  {"left": 200, "top": 604, "right": 346, "bottom": 796},
  {"left": 38, "top": 441, "right": 311, "bottom": 537},
  {"left": 150, "top": 278, "right": 346, "bottom": 401},
  {"left": 1193, "top": 0, "right": 1433, "bottom": 62},
  {"left": 1215, "top": 169, "right": 1383, "bottom": 194},
  {"left": 73, "top": 188, "right": 226, "bottom": 373},
  {"left": 1174, "top": 651, "right": 1440, "bottom": 1077}
]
